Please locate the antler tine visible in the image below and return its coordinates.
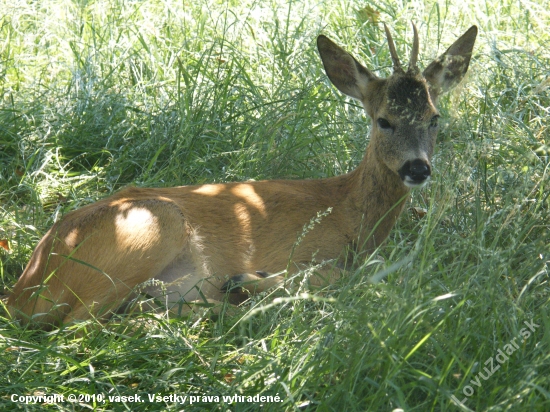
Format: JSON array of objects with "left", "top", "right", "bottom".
[
  {"left": 408, "top": 22, "right": 420, "bottom": 73},
  {"left": 383, "top": 23, "right": 403, "bottom": 73}
]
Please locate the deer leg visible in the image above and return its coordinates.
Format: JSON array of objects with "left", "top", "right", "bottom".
[
  {"left": 221, "top": 264, "right": 345, "bottom": 299},
  {"left": 221, "top": 271, "right": 285, "bottom": 295}
]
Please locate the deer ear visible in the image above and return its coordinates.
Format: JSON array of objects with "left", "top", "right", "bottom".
[
  {"left": 317, "top": 35, "right": 377, "bottom": 101},
  {"left": 423, "top": 25, "right": 478, "bottom": 98}
]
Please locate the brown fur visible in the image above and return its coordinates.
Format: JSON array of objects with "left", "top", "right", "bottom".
[{"left": 7, "top": 24, "right": 477, "bottom": 328}]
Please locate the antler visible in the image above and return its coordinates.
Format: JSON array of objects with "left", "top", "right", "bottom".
[
  {"left": 408, "top": 22, "right": 420, "bottom": 73},
  {"left": 384, "top": 23, "right": 403, "bottom": 73},
  {"left": 384, "top": 22, "right": 421, "bottom": 74}
]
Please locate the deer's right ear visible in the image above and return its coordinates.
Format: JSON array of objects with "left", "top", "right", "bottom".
[{"left": 317, "top": 35, "right": 377, "bottom": 101}]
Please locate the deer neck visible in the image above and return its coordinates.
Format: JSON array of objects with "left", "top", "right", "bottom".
[{"left": 345, "top": 142, "right": 410, "bottom": 250}]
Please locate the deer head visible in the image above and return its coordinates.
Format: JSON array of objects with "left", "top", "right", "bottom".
[{"left": 317, "top": 24, "right": 478, "bottom": 188}]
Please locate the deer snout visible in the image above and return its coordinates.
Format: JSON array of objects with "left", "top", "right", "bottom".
[{"left": 398, "top": 158, "right": 431, "bottom": 188}]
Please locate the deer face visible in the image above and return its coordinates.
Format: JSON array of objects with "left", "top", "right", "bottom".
[
  {"left": 369, "top": 72, "right": 439, "bottom": 187},
  {"left": 317, "top": 24, "right": 478, "bottom": 188}
]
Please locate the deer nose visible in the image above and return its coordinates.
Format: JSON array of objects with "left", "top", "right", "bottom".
[
  {"left": 398, "top": 159, "right": 431, "bottom": 188},
  {"left": 409, "top": 159, "right": 431, "bottom": 180}
]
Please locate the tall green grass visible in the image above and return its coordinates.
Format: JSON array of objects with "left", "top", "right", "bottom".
[{"left": 1, "top": 0, "right": 549, "bottom": 410}]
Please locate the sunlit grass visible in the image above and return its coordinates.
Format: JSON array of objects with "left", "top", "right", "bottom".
[{"left": 1, "top": 0, "right": 549, "bottom": 410}]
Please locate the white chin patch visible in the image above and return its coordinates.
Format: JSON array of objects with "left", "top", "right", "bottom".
[{"left": 403, "top": 176, "right": 430, "bottom": 189}]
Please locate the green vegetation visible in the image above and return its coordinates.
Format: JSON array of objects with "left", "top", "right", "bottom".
[{"left": 1, "top": 0, "right": 548, "bottom": 410}]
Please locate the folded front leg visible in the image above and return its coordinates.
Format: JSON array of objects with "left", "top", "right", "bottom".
[
  {"left": 222, "top": 271, "right": 285, "bottom": 295},
  {"left": 221, "top": 264, "right": 345, "bottom": 301}
]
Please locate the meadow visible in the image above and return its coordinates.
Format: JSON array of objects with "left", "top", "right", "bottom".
[{"left": 0, "top": 0, "right": 549, "bottom": 410}]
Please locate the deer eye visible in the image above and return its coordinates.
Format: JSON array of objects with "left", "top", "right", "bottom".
[
  {"left": 377, "top": 118, "right": 392, "bottom": 130},
  {"left": 429, "top": 115, "right": 440, "bottom": 128}
]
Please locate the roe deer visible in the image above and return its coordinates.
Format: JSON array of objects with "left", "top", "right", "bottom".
[{"left": 8, "top": 23, "right": 477, "bottom": 328}]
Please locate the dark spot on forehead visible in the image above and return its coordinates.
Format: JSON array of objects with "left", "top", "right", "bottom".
[{"left": 387, "top": 74, "right": 431, "bottom": 118}]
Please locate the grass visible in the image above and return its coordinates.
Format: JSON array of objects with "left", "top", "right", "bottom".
[{"left": 0, "top": 0, "right": 549, "bottom": 410}]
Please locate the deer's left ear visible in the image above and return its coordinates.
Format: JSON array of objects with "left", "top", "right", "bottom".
[{"left": 423, "top": 25, "right": 478, "bottom": 98}]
